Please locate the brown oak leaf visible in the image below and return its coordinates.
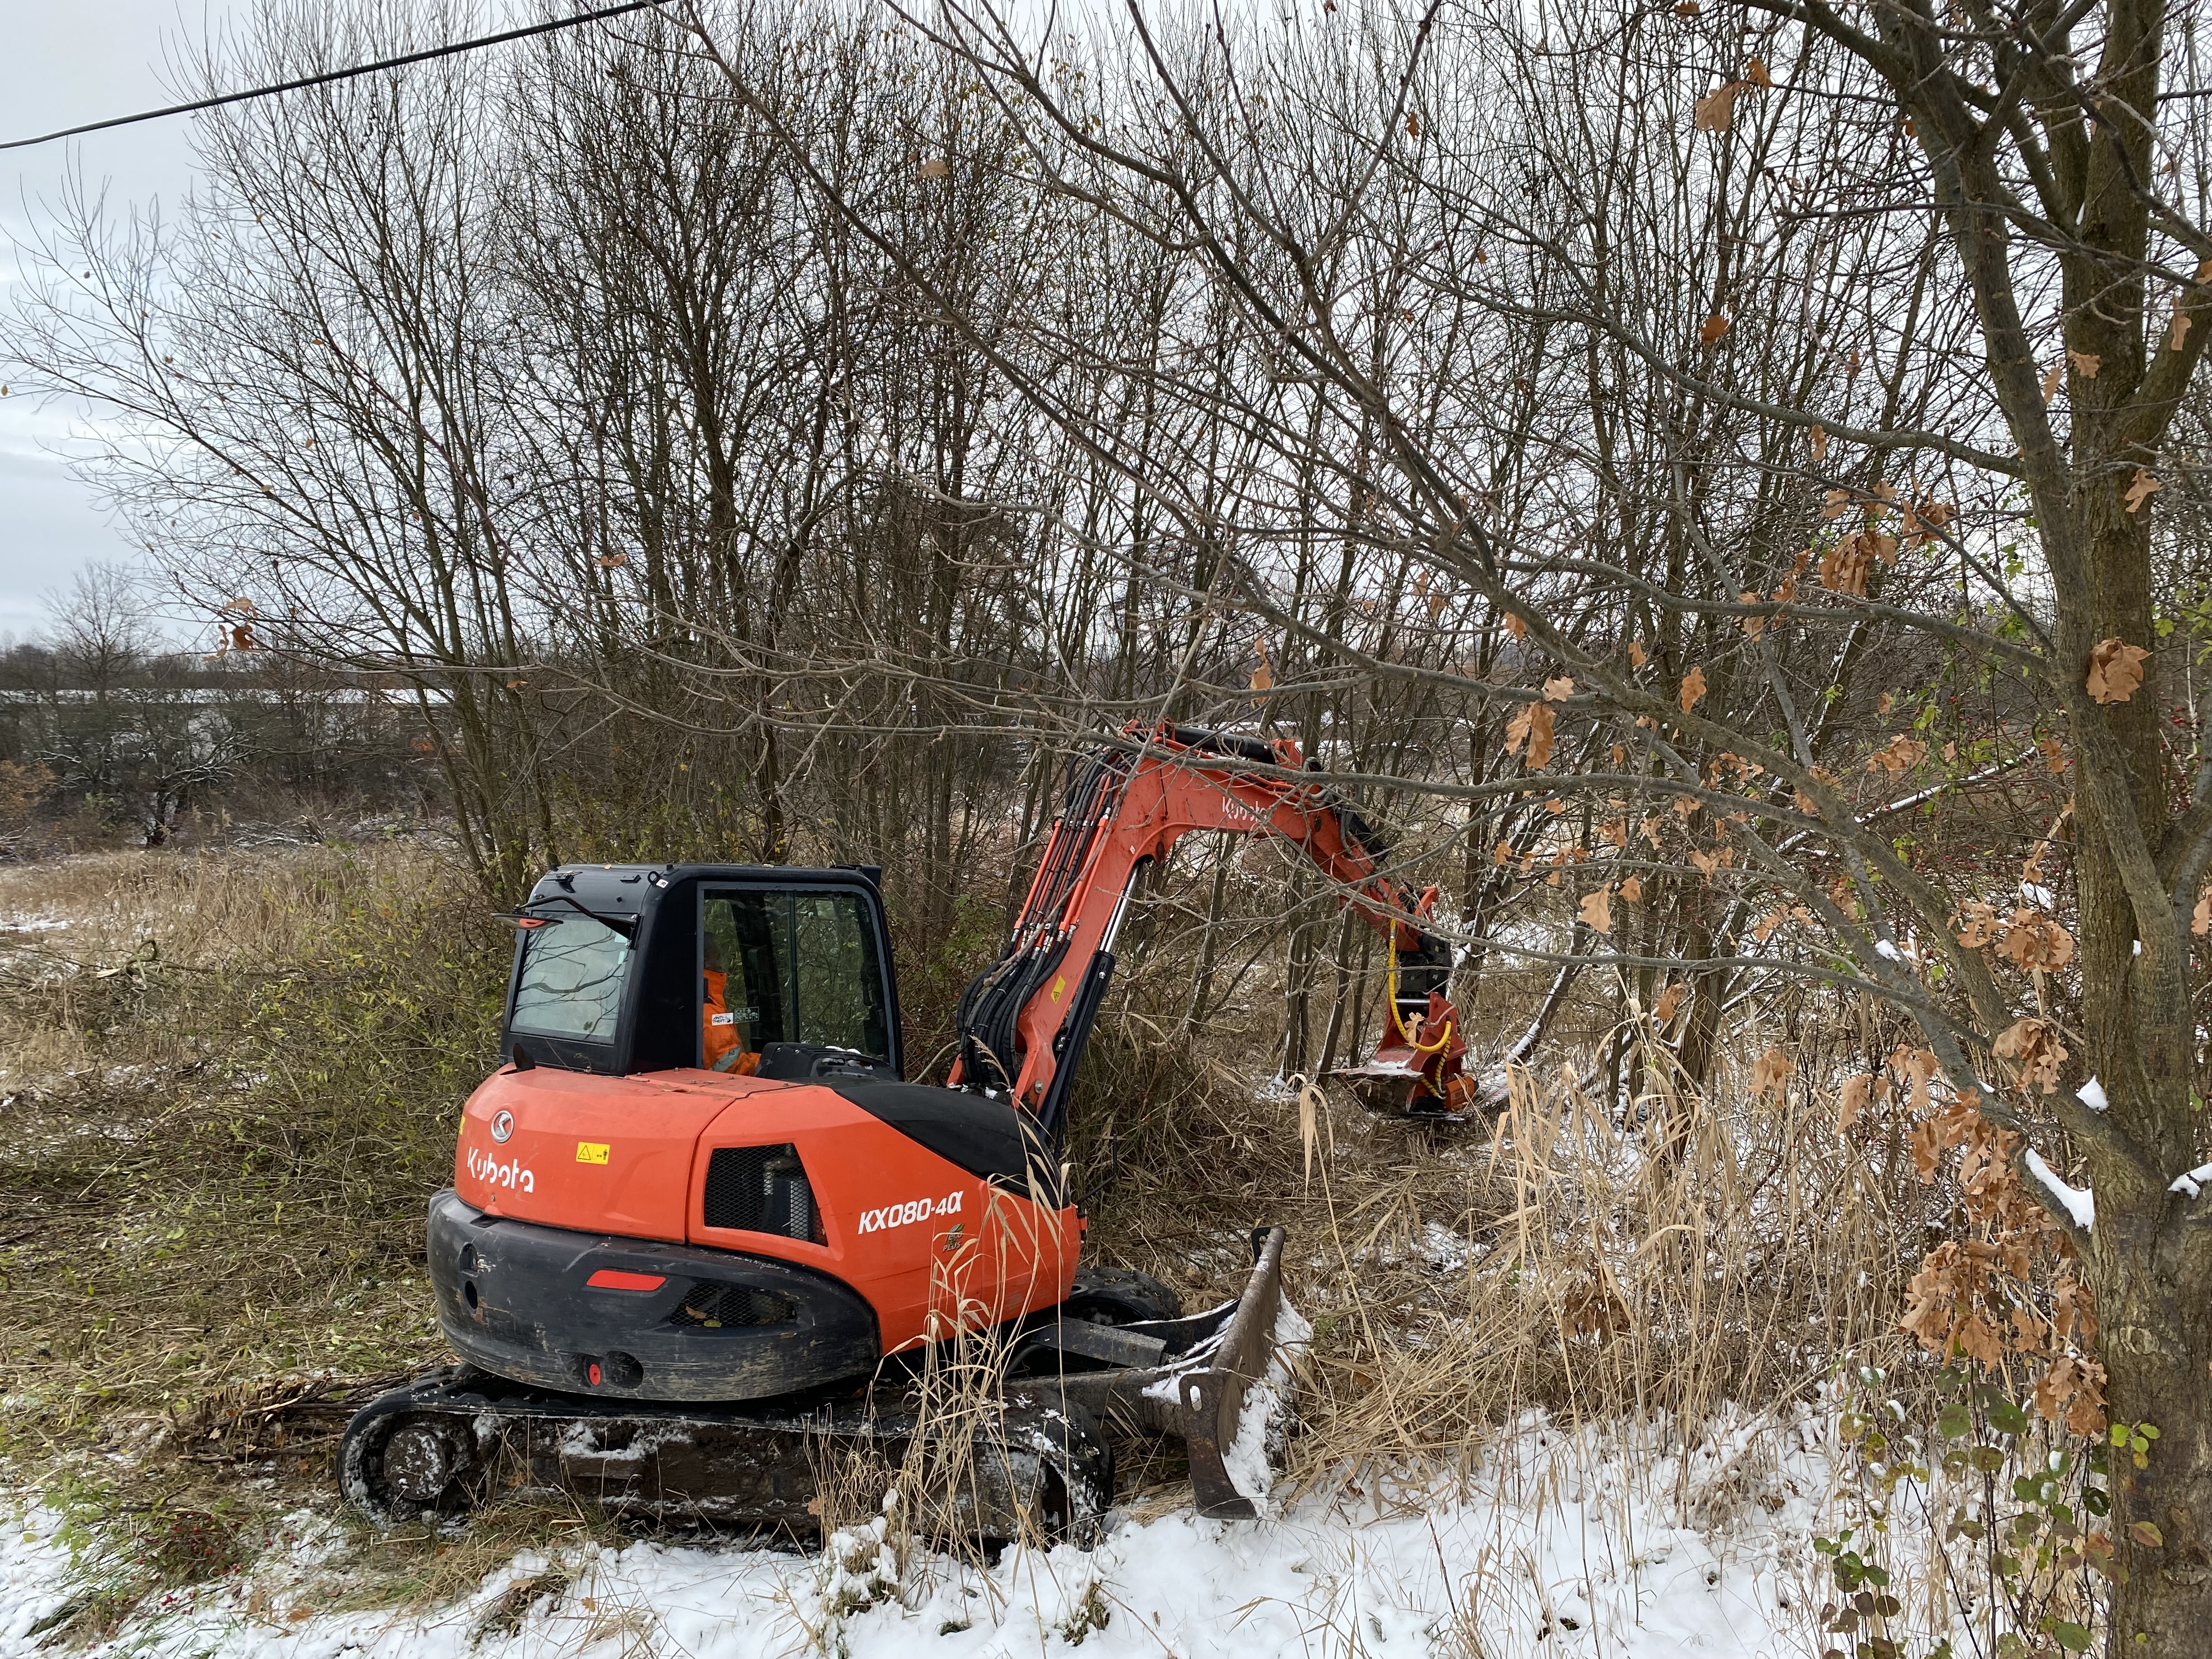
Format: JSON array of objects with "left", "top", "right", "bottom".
[
  {"left": 1993, "top": 1016, "right": 2068, "bottom": 1093},
  {"left": 1750, "top": 1045, "right": 1795, "bottom": 1098},
  {"left": 1818, "top": 527, "right": 1899, "bottom": 596},
  {"left": 1997, "top": 910, "right": 2075, "bottom": 974},
  {"left": 1504, "top": 699, "right": 1558, "bottom": 770},
  {"left": 1954, "top": 901, "right": 2002, "bottom": 950},
  {"left": 1679, "top": 664, "right": 1708, "bottom": 712},
  {"left": 2085, "top": 637, "right": 2149, "bottom": 703},
  {"left": 1837, "top": 1073, "right": 1874, "bottom": 1135},
  {"left": 1867, "top": 733, "right": 1928, "bottom": 775},
  {"left": 1693, "top": 83, "right": 1750, "bottom": 132},
  {"left": 1578, "top": 887, "right": 1613, "bottom": 934}
]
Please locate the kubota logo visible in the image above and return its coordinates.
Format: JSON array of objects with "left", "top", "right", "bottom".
[
  {"left": 856, "top": 1189, "right": 963, "bottom": 1235},
  {"left": 467, "top": 1146, "right": 535, "bottom": 1193},
  {"left": 490, "top": 1110, "right": 515, "bottom": 1143}
]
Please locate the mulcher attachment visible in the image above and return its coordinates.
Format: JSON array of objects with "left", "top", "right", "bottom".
[{"left": 338, "top": 1225, "right": 1294, "bottom": 1537}]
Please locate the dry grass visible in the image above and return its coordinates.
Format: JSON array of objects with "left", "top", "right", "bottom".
[
  {"left": 1282, "top": 1050, "right": 1909, "bottom": 1492},
  {"left": 0, "top": 843, "right": 441, "bottom": 970},
  {"left": 0, "top": 838, "right": 501, "bottom": 1517},
  {"left": 1071, "top": 943, "right": 1928, "bottom": 1507}
]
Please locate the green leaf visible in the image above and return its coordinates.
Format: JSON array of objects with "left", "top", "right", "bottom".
[
  {"left": 1937, "top": 1403, "right": 1973, "bottom": 1440},
  {"left": 2129, "top": 1521, "right": 2164, "bottom": 1548},
  {"left": 2046, "top": 1619, "right": 2094, "bottom": 1652}
]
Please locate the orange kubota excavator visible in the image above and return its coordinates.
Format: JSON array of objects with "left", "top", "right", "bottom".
[{"left": 338, "top": 724, "right": 1470, "bottom": 1536}]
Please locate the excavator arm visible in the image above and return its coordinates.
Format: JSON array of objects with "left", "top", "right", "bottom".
[{"left": 951, "top": 723, "right": 1471, "bottom": 1133}]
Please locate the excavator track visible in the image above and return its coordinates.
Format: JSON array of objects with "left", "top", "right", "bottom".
[{"left": 338, "top": 1367, "right": 1113, "bottom": 1544}]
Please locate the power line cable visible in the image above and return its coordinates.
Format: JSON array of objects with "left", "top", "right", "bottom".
[{"left": 1, "top": 0, "right": 675, "bottom": 153}]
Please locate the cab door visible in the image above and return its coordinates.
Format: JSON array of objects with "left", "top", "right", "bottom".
[{"left": 696, "top": 883, "right": 900, "bottom": 1075}]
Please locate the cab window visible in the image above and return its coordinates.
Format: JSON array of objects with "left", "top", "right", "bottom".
[
  {"left": 699, "top": 888, "right": 891, "bottom": 1064},
  {"left": 511, "top": 915, "right": 632, "bottom": 1042}
]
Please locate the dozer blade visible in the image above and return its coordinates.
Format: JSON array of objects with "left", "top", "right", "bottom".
[
  {"left": 1036, "top": 1223, "right": 1297, "bottom": 1519},
  {"left": 1176, "top": 1222, "right": 1293, "bottom": 1518}
]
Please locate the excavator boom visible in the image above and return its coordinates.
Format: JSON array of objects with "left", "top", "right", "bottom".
[{"left": 953, "top": 724, "right": 1472, "bottom": 1127}]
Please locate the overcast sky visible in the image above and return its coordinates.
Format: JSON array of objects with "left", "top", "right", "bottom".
[{"left": 0, "top": 3, "right": 247, "bottom": 640}]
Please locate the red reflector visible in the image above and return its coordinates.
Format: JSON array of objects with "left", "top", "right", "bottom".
[
  {"left": 512, "top": 916, "right": 550, "bottom": 929},
  {"left": 585, "top": 1269, "right": 665, "bottom": 1291},
  {"left": 586, "top": 1361, "right": 603, "bottom": 1386}
]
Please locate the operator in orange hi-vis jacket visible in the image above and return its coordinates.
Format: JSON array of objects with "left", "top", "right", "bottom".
[{"left": 701, "top": 932, "right": 760, "bottom": 1075}]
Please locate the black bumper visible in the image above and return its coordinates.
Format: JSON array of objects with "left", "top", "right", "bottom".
[{"left": 425, "top": 1189, "right": 879, "bottom": 1403}]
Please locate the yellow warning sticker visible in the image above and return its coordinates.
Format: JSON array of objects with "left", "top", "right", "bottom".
[
  {"left": 1050, "top": 975, "right": 1065, "bottom": 1000},
  {"left": 575, "top": 1142, "right": 611, "bottom": 1165}
]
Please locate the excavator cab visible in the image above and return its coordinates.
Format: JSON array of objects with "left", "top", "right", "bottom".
[{"left": 500, "top": 864, "right": 902, "bottom": 1085}]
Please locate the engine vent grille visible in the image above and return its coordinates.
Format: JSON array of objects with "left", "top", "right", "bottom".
[
  {"left": 701, "top": 1142, "right": 822, "bottom": 1242},
  {"left": 668, "top": 1282, "right": 798, "bottom": 1329}
]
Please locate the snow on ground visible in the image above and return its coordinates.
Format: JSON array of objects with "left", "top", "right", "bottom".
[{"left": 0, "top": 1407, "right": 1842, "bottom": 1659}]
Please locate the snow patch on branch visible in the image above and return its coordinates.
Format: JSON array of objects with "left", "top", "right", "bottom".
[
  {"left": 2076, "top": 1076, "right": 2108, "bottom": 1114},
  {"left": 2170, "top": 1163, "right": 2212, "bottom": 1200},
  {"left": 2024, "top": 1148, "right": 2095, "bottom": 1231}
]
